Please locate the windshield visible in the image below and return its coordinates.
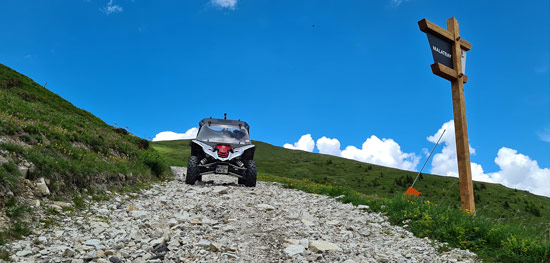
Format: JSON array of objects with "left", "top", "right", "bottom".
[{"left": 196, "top": 124, "right": 250, "bottom": 144}]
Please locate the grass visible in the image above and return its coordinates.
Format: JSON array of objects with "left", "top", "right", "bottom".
[
  {"left": 0, "top": 64, "right": 171, "bottom": 257},
  {"left": 0, "top": 198, "right": 32, "bottom": 260},
  {"left": 152, "top": 139, "right": 550, "bottom": 262},
  {"left": 0, "top": 64, "right": 171, "bottom": 197}
]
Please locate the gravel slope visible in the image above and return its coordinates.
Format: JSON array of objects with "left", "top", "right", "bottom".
[{"left": 5, "top": 167, "right": 477, "bottom": 262}]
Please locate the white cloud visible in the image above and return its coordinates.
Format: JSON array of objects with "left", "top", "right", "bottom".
[
  {"left": 283, "top": 134, "right": 315, "bottom": 152},
  {"left": 211, "top": 0, "right": 237, "bottom": 9},
  {"left": 152, "top": 127, "right": 198, "bottom": 142},
  {"left": 340, "top": 135, "right": 419, "bottom": 171},
  {"left": 538, "top": 126, "right": 550, "bottom": 142},
  {"left": 102, "top": 0, "right": 123, "bottom": 15},
  {"left": 427, "top": 120, "right": 482, "bottom": 179},
  {"left": 316, "top": 136, "right": 342, "bottom": 156},
  {"left": 286, "top": 134, "right": 419, "bottom": 171},
  {"left": 429, "top": 120, "right": 550, "bottom": 197},
  {"left": 390, "top": 0, "right": 410, "bottom": 7},
  {"left": 488, "top": 147, "right": 550, "bottom": 197}
]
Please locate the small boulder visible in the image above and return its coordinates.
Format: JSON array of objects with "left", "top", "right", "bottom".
[
  {"left": 62, "top": 247, "right": 76, "bottom": 257},
  {"left": 309, "top": 240, "right": 342, "bottom": 253},
  {"left": 129, "top": 210, "right": 149, "bottom": 218},
  {"left": 212, "top": 186, "right": 229, "bottom": 194},
  {"left": 30, "top": 200, "right": 40, "bottom": 208},
  {"left": 209, "top": 242, "right": 223, "bottom": 252},
  {"left": 127, "top": 204, "right": 138, "bottom": 212},
  {"left": 284, "top": 245, "right": 305, "bottom": 256},
  {"left": 35, "top": 177, "right": 50, "bottom": 196}
]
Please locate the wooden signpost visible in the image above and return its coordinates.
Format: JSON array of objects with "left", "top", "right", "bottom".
[{"left": 418, "top": 17, "right": 475, "bottom": 215}]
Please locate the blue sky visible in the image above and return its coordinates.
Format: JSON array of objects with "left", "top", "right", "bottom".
[{"left": 1, "top": 0, "right": 549, "bottom": 195}]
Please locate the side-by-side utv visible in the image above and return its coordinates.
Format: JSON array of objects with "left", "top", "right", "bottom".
[{"left": 186, "top": 116, "right": 257, "bottom": 187}]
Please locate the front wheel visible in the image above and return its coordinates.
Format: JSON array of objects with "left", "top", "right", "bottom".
[
  {"left": 244, "top": 160, "right": 257, "bottom": 187},
  {"left": 186, "top": 156, "right": 199, "bottom": 185}
]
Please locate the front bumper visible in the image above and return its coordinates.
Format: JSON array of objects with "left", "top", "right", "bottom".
[{"left": 198, "top": 161, "right": 246, "bottom": 178}]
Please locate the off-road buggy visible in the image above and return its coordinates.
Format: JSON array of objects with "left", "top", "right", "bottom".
[{"left": 186, "top": 116, "right": 257, "bottom": 187}]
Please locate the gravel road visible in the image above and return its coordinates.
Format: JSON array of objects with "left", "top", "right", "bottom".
[{"left": 5, "top": 167, "right": 477, "bottom": 263}]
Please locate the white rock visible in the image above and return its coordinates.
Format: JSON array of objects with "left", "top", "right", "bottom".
[
  {"left": 150, "top": 237, "right": 164, "bottom": 247},
  {"left": 222, "top": 225, "right": 235, "bottom": 232},
  {"left": 167, "top": 239, "right": 180, "bottom": 250},
  {"left": 309, "top": 240, "right": 342, "bottom": 253},
  {"left": 209, "top": 242, "right": 223, "bottom": 252},
  {"left": 174, "top": 212, "right": 190, "bottom": 222},
  {"left": 202, "top": 218, "right": 218, "bottom": 225},
  {"left": 15, "top": 249, "right": 32, "bottom": 257},
  {"left": 83, "top": 239, "right": 101, "bottom": 248},
  {"left": 256, "top": 204, "right": 275, "bottom": 210},
  {"left": 53, "top": 201, "right": 72, "bottom": 208},
  {"left": 38, "top": 236, "right": 48, "bottom": 243},
  {"left": 212, "top": 186, "right": 229, "bottom": 194},
  {"left": 301, "top": 219, "right": 315, "bottom": 226},
  {"left": 49, "top": 204, "right": 63, "bottom": 213},
  {"left": 130, "top": 210, "right": 149, "bottom": 218},
  {"left": 152, "top": 229, "right": 164, "bottom": 238},
  {"left": 31, "top": 199, "right": 40, "bottom": 207},
  {"left": 195, "top": 240, "right": 211, "bottom": 247},
  {"left": 284, "top": 244, "right": 305, "bottom": 256},
  {"left": 63, "top": 247, "right": 76, "bottom": 257},
  {"left": 35, "top": 177, "right": 50, "bottom": 196}
]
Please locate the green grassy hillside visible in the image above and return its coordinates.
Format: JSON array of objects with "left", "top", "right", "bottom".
[
  {"left": 153, "top": 139, "right": 549, "bottom": 230},
  {"left": 154, "top": 139, "right": 550, "bottom": 261},
  {"left": 0, "top": 64, "right": 171, "bottom": 259},
  {"left": 0, "top": 64, "right": 170, "bottom": 197}
]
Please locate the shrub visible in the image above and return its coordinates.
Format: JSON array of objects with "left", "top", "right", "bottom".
[
  {"left": 140, "top": 149, "right": 168, "bottom": 177},
  {"left": 138, "top": 139, "right": 150, "bottom": 149},
  {"left": 0, "top": 162, "right": 22, "bottom": 187}
]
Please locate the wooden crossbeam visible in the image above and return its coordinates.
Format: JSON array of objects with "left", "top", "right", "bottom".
[
  {"left": 418, "top": 19, "right": 472, "bottom": 51},
  {"left": 431, "top": 63, "right": 468, "bottom": 83}
]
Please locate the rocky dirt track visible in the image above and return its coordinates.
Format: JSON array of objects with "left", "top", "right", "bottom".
[{"left": 5, "top": 167, "right": 477, "bottom": 263}]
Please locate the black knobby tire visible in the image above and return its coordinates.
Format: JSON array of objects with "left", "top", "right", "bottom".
[
  {"left": 186, "top": 156, "right": 199, "bottom": 185},
  {"left": 244, "top": 160, "right": 257, "bottom": 187},
  {"left": 238, "top": 178, "right": 245, "bottom": 185}
]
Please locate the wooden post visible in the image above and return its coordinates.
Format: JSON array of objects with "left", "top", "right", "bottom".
[{"left": 419, "top": 17, "right": 475, "bottom": 215}]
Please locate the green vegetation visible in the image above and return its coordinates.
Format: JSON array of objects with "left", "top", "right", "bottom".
[
  {"left": 0, "top": 198, "right": 31, "bottom": 259},
  {"left": 0, "top": 64, "right": 170, "bottom": 197},
  {"left": 153, "top": 139, "right": 550, "bottom": 262},
  {"left": 0, "top": 64, "right": 171, "bottom": 252}
]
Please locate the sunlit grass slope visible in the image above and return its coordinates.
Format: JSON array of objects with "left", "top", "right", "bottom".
[{"left": 0, "top": 64, "right": 170, "bottom": 195}]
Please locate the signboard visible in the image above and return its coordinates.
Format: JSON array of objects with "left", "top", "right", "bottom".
[{"left": 427, "top": 32, "right": 453, "bottom": 69}]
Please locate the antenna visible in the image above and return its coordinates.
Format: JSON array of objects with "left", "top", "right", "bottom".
[{"left": 411, "top": 129, "right": 446, "bottom": 188}]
